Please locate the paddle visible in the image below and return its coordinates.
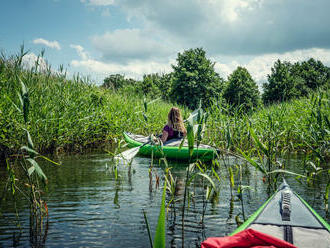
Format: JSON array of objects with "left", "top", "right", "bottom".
[
  {"left": 115, "top": 135, "right": 156, "bottom": 161},
  {"left": 114, "top": 145, "right": 141, "bottom": 161},
  {"left": 115, "top": 108, "right": 201, "bottom": 161}
]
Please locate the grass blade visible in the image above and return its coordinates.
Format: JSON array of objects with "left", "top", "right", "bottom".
[
  {"left": 153, "top": 180, "right": 167, "bottom": 248},
  {"left": 249, "top": 127, "right": 268, "bottom": 155},
  {"left": 237, "top": 148, "right": 267, "bottom": 174},
  {"left": 197, "top": 172, "right": 216, "bottom": 190},
  {"left": 27, "top": 158, "right": 47, "bottom": 183},
  {"left": 143, "top": 210, "right": 153, "bottom": 248}
]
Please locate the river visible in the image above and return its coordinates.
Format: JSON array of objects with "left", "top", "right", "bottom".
[{"left": 0, "top": 153, "right": 328, "bottom": 247}]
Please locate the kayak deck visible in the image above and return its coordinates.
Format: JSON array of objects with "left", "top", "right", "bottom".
[
  {"left": 123, "top": 132, "right": 217, "bottom": 162},
  {"left": 231, "top": 180, "right": 330, "bottom": 248}
]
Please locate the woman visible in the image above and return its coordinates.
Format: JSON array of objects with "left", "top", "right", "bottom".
[{"left": 161, "top": 107, "right": 187, "bottom": 143}]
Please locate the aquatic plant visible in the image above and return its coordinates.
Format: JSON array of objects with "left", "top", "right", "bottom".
[
  {"left": 1, "top": 47, "right": 329, "bottom": 167},
  {"left": 2, "top": 78, "right": 60, "bottom": 246},
  {"left": 143, "top": 173, "right": 167, "bottom": 248}
]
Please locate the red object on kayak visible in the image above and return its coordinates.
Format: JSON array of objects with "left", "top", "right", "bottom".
[{"left": 201, "top": 228, "right": 297, "bottom": 248}]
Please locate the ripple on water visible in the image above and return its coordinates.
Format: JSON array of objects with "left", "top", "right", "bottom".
[{"left": 0, "top": 154, "right": 328, "bottom": 247}]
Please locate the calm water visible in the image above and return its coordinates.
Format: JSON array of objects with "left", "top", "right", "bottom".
[{"left": 0, "top": 153, "right": 328, "bottom": 247}]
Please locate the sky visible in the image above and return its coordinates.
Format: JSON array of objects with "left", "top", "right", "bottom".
[{"left": 1, "top": 0, "right": 330, "bottom": 86}]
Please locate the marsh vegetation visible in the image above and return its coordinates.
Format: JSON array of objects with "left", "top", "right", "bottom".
[{"left": 0, "top": 46, "right": 329, "bottom": 247}]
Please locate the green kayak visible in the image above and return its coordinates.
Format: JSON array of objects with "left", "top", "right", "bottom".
[
  {"left": 123, "top": 132, "right": 217, "bottom": 162},
  {"left": 230, "top": 179, "right": 330, "bottom": 248}
]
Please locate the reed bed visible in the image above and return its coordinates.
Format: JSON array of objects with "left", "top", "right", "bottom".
[
  {"left": 0, "top": 50, "right": 178, "bottom": 157},
  {"left": 205, "top": 92, "right": 330, "bottom": 163},
  {"left": 1, "top": 48, "right": 329, "bottom": 164},
  {"left": 1, "top": 48, "right": 329, "bottom": 248}
]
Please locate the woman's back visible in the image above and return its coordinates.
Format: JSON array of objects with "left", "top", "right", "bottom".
[{"left": 161, "top": 107, "right": 186, "bottom": 143}]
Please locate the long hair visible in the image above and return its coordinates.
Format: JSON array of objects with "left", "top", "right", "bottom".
[{"left": 167, "top": 107, "right": 187, "bottom": 134}]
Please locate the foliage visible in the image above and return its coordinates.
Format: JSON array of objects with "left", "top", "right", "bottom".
[
  {"left": 305, "top": 92, "right": 330, "bottom": 163},
  {"left": 102, "top": 74, "right": 129, "bottom": 90},
  {"left": 293, "top": 58, "right": 330, "bottom": 90},
  {"left": 262, "top": 60, "right": 300, "bottom": 104},
  {"left": 104, "top": 72, "right": 174, "bottom": 101},
  {"left": 223, "top": 66, "right": 260, "bottom": 112},
  {"left": 3, "top": 77, "right": 62, "bottom": 246},
  {"left": 171, "top": 48, "right": 224, "bottom": 109},
  {"left": 153, "top": 180, "right": 167, "bottom": 248},
  {"left": 155, "top": 73, "right": 173, "bottom": 101},
  {"left": 134, "top": 72, "right": 174, "bottom": 100},
  {"left": 1, "top": 48, "right": 329, "bottom": 164},
  {"left": 0, "top": 50, "right": 173, "bottom": 158},
  {"left": 139, "top": 73, "right": 161, "bottom": 98},
  {"left": 263, "top": 59, "right": 330, "bottom": 104},
  {"left": 205, "top": 90, "right": 330, "bottom": 162}
]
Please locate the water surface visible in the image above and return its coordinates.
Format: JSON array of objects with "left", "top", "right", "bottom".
[{"left": 0, "top": 153, "right": 328, "bottom": 247}]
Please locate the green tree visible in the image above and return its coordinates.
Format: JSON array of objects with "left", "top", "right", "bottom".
[
  {"left": 155, "top": 72, "right": 173, "bottom": 101},
  {"left": 290, "top": 62, "right": 311, "bottom": 97},
  {"left": 292, "top": 58, "right": 330, "bottom": 90},
  {"left": 102, "top": 74, "right": 126, "bottom": 90},
  {"left": 223, "top": 66, "right": 260, "bottom": 111},
  {"left": 171, "top": 48, "right": 223, "bottom": 109},
  {"left": 139, "top": 73, "right": 161, "bottom": 97},
  {"left": 262, "top": 60, "right": 300, "bottom": 104},
  {"left": 263, "top": 59, "right": 330, "bottom": 104}
]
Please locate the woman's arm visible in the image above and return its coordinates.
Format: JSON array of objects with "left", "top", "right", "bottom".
[{"left": 161, "top": 130, "right": 168, "bottom": 143}]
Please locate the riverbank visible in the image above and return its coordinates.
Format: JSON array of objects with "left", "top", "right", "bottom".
[
  {"left": 0, "top": 54, "right": 177, "bottom": 159},
  {"left": 0, "top": 53, "right": 329, "bottom": 163},
  {"left": 205, "top": 91, "right": 329, "bottom": 162}
]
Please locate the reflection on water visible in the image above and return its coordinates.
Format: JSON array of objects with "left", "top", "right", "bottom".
[{"left": 0, "top": 153, "right": 328, "bottom": 247}]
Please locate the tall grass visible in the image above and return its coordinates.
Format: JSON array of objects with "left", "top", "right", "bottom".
[
  {"left": 205, "top": 92, "right": 330, "bottom": 164},
  {"left": 1, "top": 48, "right": 329, "bottom": 163},
  {"left": 0, "top": 49, "right": 178, "bottom": 158},
  {"left": 1, "top": 48, "right": 329, "bottom": 248},
  {"left": 2, "top": 77, "right": 63, "bottom": 246}
]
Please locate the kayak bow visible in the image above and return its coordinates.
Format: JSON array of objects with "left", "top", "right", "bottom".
[{"left": 230, "top": 179, "right": 330, "bottom": 248}]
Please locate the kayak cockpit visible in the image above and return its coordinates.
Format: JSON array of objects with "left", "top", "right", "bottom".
[
  {"left": 248, "top": 223, "right": 330, "bottom": 248},
  {"left": 124, "top": 132, "right": 211, "bottom": 148},
  {"left": 123, "top": 132, "right": 217, "bottom": 162},
  {"left": 202, "top": 179, "right": 330, "bottom": 248}
]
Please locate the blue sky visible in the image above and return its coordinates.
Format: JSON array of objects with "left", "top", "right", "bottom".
[{"left": 1, "top": 0, "right": 330, "bottom": 85}]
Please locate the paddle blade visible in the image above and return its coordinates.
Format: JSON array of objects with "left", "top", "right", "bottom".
[{"left": 115, "top": 146, "right": 140, "bottom": 161}]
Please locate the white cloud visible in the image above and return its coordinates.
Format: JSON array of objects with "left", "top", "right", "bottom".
[
  {"left": 71, "top": 58, "right": 173, "bottom": 81},
  {"left": 214, "top": 48, "right": 330, "bottom": 88},
  {"left": 119, "top": 0, "right": 330, "bottom": 55},
  {"left": 69, "top": 43, "right": 173, "bottom": 81},
  {"left": 22, "top": 53, "right": 48, "bottom": 72},
  {"left": 91, "top": 29, "right": 175, "bottom": 63},
  {"left": 84, "top": 0, "right": 114, "bottom": 6},
  {"left": 215, "top": 0, "right": 262, "bottom": 23},
  {"left": 215, "top": 60, "right": 240, "bottom": 79},
  {"left": 70, "top": 43, "right": 330, "bottom": 86},
  {"left": 33, "top": 38, "right": 61, "bottom": 50},
  {"left": 70, "top": 0, "right": 330, "bottom": 85},
  {"left": 247, "top": 48, "right": 330, "bottom": 82},
  {"left": 70, "top": 44, "right": 89, "bottom": 60}
]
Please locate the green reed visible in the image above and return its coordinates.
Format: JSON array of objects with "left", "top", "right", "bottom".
[
  {"left": 205, "top": 92, "right": 329, "bottom": 160},
  {"left": 1, "top": 47, "right": 329, "bottom": 248},
  {"left": 1, "top": 78, "right": 61, "bottom": 246},
  {"left": 2, "top": 48, "right": 329, "bottom": 165},
  {"left": 0, "top": 49, "right": 175, "bottom": 158}
]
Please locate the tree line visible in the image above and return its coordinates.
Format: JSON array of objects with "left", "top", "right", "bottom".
[{"left": 102, "top": 48, "right": 330, "bottom": 111}]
